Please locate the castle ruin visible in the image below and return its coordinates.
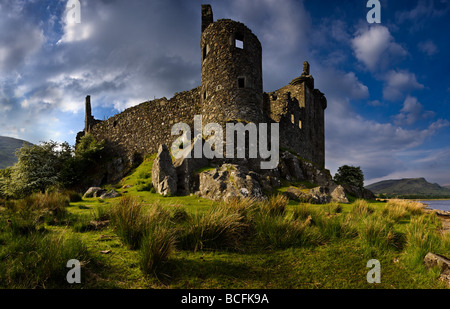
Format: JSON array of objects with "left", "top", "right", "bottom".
[{"left": 78, "top": 5, "right": 327, "bottom": 178}]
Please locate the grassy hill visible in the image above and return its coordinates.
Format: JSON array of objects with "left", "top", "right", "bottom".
[
  {"left": 366, "top": 178, "right": 450, "bottom": 197},
  {"left": 0, "top": 136, "right": 31, "bottom": 169},
  {"left": 0, "top": 156, "right": 449, "bottom": 290}
]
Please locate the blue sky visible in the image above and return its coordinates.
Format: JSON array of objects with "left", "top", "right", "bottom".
[{"left": 0, "top": 0, "right": 449, "bottom": 186}]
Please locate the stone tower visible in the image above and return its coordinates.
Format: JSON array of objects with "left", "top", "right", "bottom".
[{"left": 200, "top": 4, "right": 265, "bottom": 125}]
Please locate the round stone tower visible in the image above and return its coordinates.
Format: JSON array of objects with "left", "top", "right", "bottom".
[{"left": 200, "top": 5, "right": 265, "bottom": 125}]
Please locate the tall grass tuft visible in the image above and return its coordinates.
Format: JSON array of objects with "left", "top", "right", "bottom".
[
  {"left": 292, "top": 204, "right": 356, "bottom": 240},
  {"left": 254, "top": 213, "right": 323, "bottom": 249},
  {"left": 351, "top": 199, "right": 374, "bottom": 217},
  {"left": 357, "top": 216, "right": 396, "bottom": 256},
  {"left": 402, "top": 215, "right": 445, "bottom": 269},
  {"left": 0, "top": 231, "right": 91, "bottom": 288},
  {"left": 140, "top": 223, "right": 177, "bottom": 275},
  {"left": 110, "top": 196, "right": 148, "bottom": 249},
  {"left": 259, "top": 194, "right": 289, "bottom": 217},
  {"left": 180, "top": 205, "right": 248, "bottom": 251},
  {"left": 387, "top": 199, "right": 424, "bottom": 216},
  {"left": 382, "top": 202, "right": 408, "bottom": 222}
]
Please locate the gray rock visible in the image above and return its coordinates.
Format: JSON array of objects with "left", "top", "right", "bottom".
[
  {"left": 330, "top": 185, "right": 349, "bottom": 203},
  {"left": 424, "top": 252, "right": 450, "bottom": 286},
  {"left": 284, "top": 184, "right": 348, "bottom": 204},
  {"left": 152, "top": 144, "right": 178, "bottom": 196},
  {"left": 280, "top": 151, "right": 304, "bottom": 181},
  {"left": 196, "top": 164, "right": 265, "bottom": 201},
  {"left": 173, "top": 137, "right": 209, "bottom": 195},
  {"left": 100, "top": 189, "right": 121, "bottom": 199},
  {"left": 343, "top": 184, "right": 376, "bottom": 200},
  {"left": 83, "top": 187, "right": 106, "bottom": 198}
]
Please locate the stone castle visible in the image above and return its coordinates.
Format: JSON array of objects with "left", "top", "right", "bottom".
[{"left": 77, "top": 5, "right": 337, "bottom": 201}]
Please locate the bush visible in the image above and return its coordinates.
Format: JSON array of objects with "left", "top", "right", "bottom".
[{"left": 333, "top": 165, "right": 364, "bottom": 189}]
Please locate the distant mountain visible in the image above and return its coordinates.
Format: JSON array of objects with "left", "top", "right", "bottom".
[
  {"left": 443, "top": 184, "right": 450, "bottom": 190},
  {"left": 366, "top": 178, "right": 450, "bottom": 197},
  {"left": 0, "top": 136, "right": 31, "bottom": 169}
]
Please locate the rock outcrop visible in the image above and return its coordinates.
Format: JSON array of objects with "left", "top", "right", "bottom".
[
  {"left": 196, "top": 164, "right": 265, "bottom": 201},
  {"left": 423, "top": 252, "right": 450, "bottom": 286},
  {"left": 83, "top": 187, "right": 106, "bottom": 198},
  {"left": 150, "top": 144, "right": 351, "bottom": 204},
  {"left": 152, "top": 144, "right": 178, "bottom": 196}
]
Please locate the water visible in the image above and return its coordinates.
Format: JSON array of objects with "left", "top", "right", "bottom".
[{"left": 419, "top": 200, "right": 450, "bottom": 212}]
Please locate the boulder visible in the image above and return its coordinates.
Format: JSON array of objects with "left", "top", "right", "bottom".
[
  {"left": 83, "top": 187, "right": 107, "bottom": 198},
  {"left": 330, "top": 185, "right": 349, "bottom": 203},
  {"left": 173, "top": 137, "right": 209, "bottom": 195},
  {"left": 196, "top": 164, "right": 265, "bottom": 201},
  {"left": 99, "top": 189, "right": 121, "bottom": 199},
  {"left": 424, "top": 252, "right": 450, "bottom": 286},
  {"left": 152, "top": 144, "right": 178, "bottom": 196},
  {"left": 344, "top": 184, "right": 376, "bottom": 200},
  {"left": 284, "top": 184, "right": 349, "bottom": 204}
]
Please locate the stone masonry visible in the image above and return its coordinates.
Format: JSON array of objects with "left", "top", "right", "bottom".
[{"left": 77, "top": 5, "right": 328, "bottom": 173}]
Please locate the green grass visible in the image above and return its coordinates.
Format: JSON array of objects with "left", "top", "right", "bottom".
[{"left": 1, "top": 160, "right": 449, "bottom": 289}]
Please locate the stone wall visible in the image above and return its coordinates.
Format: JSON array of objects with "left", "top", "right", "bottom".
[
  {"left": 77, "top": 5, "right": 327, "bottom": 180},
  {"left": 84, "top": 88, "right": 201, "bottom": 165},
  {"left": 201, "top": 17, "right": 265, "bottom": 126},
  {"left": 266, "top": 67, "right": 327, "bottom": 168}
]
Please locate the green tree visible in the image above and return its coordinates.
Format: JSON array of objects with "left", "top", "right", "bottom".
[
  {"left": 1, "top": 141, "right": 73, "bottom": 198},
  {"left": 334, "top": 165, "right": 364, "bottom": 189}
]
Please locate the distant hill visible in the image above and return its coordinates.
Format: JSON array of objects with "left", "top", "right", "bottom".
[
  {"left": 366, "top": 178, "right": 450, "bottom": 197},
  {"left": 0, "top": 136, "right": 31, "bottom": 169}
]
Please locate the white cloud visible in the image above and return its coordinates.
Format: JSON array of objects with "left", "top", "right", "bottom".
[
  {"left": 394, "top": 96, "right": 435, "bottom": 126},
  {"left": 382, "top": 70, "right": 424, "bottom": 101},
  {"left": 351, "top": 25, "right": 407, "bottom": 71},
  {"left": 418, "top": 40, "right": 438, "bottom": 56}
]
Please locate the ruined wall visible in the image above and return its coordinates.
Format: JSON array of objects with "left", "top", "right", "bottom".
[
  {"left": 87, "top": 88, "right": 201, "bottom": 164},
  {"left": 201, "top": 16, "right": 265, "bottom": 126},
  {"left": 267, "top": 64, "right": 327, "bottom": 168},
  {"left": 78, "top": 6, "right": 327, "bottom": 174}
]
